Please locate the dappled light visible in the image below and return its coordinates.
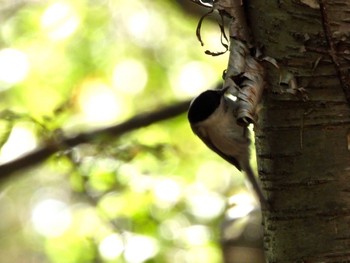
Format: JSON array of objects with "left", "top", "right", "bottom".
[
  {"left": 112, "top": 59, "right": 148, "bottom": 95},
  {"left": 226, "top": 193, "right": 256, "bottom": 219},
  {"left": 126, "top": 10, "right": 167, "bottom": 48},
  {"left": 196, "top": 160, "right": 235, "bottom": 192},
  {"left": 31, "top": 199, "right": 72, "bottom": 237},
  {"left": 185, "top": 184, "right": 226, "bottom": 221},
  {"left": 124, "top": 234, "right": 159, "bottom": 263},
  {"left": 0, "top": 124, "right": 37, "bottom": 163},
  {"left": 41, "top": 2, "right": 80, "bottom": 41},
  {"left": 179, "top": 224, "right": 211, "bottom": 246},
  {"left": 98, "top": 233, "right": 124, "bottom": 260},
  {"left": 171, "top": 61, "right": 217, "bottom": 98},
  {"left": 77, "top": 79, "right": 127, "bottom": 125},
  {"left": 0, "top": 48, "right": 29, "bottom": 87},
  {"left": 153, "top": 178, "right": 182, "bottom": 206},
  {"left": 0, "top": 0, "right": 256, "bottom": 262}
]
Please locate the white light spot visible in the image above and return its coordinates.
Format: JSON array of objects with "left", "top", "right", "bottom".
[
  {"left": 41, "top": 2, "right": 79, "bottom": 40},
  {"left": 226, "top": 203, "right": 255, "bottom": 220},
  {"left": 125, "top": 8, "right": 166, "bottom": 47},
  {"left": 31, "top": 199, "right": 71, "bottom": 237},
  {"left": 171, "top": 61, "right": 216, "bottom": 98},
  {"left": 181, "top": 225, "right": 210, "bottom": 246},
  {"left": 186, "top": 186, "right": 226, "bottom": 220},
  {"left": 228, "top": 192, "right": 255, "bottom": 206},
  {"left": 78, "top": 80, "right": 125, "bottom": 124},
  {"left": 0, "top": 48, "right": 29, "bottom": 86},
  {"left": 127, "top": 10, "right": 150, "bottom": 39},
  {"left": 99, "top": 234, "right": 124, "bottom": 260},
  {"left": 124, "top": 235, "right": 158, "bottom": 263},
  {"left": 112, "top": 59, "right": 148, "bottom": 95},
  {"left": 196, "top": 161, "right": 233, "bottom": 192},
  {"left": 159, "top": 215, "right": 190, "bottom": 241},
  {"left": 153, "top": 179, "right": 181, "bottom": 205},
  {"left": 226, "top": 193, "right": 256, "bottom": 219},
  {"left": 0, "top": 125, "right": 37, "bottom": 164}
]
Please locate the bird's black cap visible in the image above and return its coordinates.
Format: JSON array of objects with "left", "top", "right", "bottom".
[{"left": 187, "top": 89, "right": 223, "bottom": 124}]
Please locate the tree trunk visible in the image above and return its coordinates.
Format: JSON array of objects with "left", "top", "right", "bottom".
[{"left": 247, "top": 1, "right": 350, "bottom": 262}]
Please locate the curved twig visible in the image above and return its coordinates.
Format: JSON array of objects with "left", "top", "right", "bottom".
[{"left": 189, "top": 0, "right": 213, "bottom": 8}]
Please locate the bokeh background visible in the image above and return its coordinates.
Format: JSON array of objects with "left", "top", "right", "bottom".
[{"left": 0, "top": 0, "right": 261, "bottom": 262}]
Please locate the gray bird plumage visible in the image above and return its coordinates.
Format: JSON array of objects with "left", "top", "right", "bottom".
[{"left": 188, "top": 88, "right": 268, "bottom": 208}]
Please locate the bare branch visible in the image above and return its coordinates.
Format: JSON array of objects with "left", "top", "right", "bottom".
[{"left": 0, "top": 99, "right": 191, "bottom": 181}]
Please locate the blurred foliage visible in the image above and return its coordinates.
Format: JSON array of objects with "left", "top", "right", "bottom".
[{"left": 0, "top": 0, "right": 259, "bottom": 262}]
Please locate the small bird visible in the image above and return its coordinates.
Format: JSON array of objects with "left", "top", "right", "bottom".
[{"left": 187, "top": 87, "right": 268, "bottom": 208}]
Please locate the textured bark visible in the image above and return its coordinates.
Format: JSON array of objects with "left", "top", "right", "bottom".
[{"left": 247, "top": 0, "right": 350, "bottom": 262}]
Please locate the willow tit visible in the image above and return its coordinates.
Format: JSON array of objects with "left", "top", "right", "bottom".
[{"left": 188, "top": 87, "right": 268, "bottom": 208}]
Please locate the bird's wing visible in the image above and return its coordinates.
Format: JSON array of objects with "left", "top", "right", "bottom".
[{"left": 192, "top": 126, "right": 242, "bottom": 171}]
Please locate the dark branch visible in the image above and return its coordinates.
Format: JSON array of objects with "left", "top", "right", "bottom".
[{"left": 0, "top": 99, "right": 192, "bottom": 181}]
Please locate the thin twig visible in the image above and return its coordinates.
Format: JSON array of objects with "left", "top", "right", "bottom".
[
  {"left": 0, "top": 99, "right": 191, "bottom": 181},
  {"left": 189, "top": 0, "right": 213, "bottom": 8}
]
